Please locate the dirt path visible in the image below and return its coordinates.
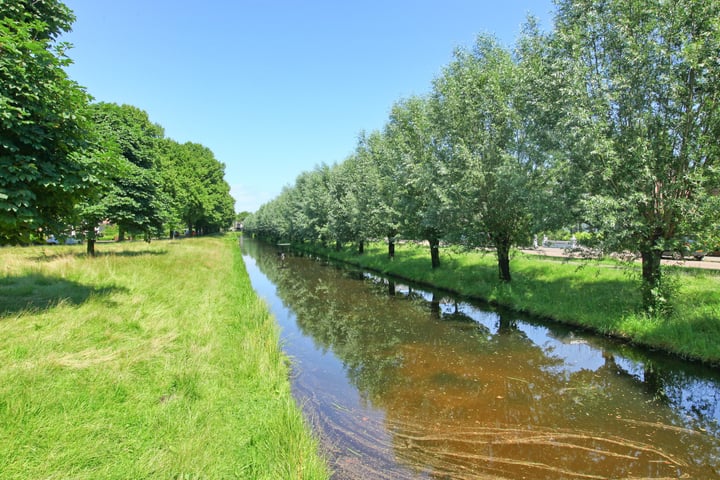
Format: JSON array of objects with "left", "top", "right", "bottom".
[{"left": 520, "top": 247, "right": 720, "bottom": 271}]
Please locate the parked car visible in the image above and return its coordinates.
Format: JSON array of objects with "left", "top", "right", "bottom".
[
  {"left": 46, "top": 235, "right": 59, "bottom": 245},
  {"left": 661, "top": 238, "right": 706, "bottom": 261}
]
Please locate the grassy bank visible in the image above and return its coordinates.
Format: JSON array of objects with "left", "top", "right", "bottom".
[
  {"left": 0, "top": 236, "right": 329, "bottom": 479},
  {"left": 299, "top": 241, "right": 720, "bottom": 365}
]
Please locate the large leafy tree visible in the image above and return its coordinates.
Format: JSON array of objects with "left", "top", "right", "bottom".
[
  {"left": 323, "top": 162, "right": 353, "bottom": 250},
  {"left": 88, "top": 103, "right": 166, "bottom": 241},
  {"left": 327, "top": 145, "right": 386, "bottom": 254},
  {"left": 553, "top": 0, "right": 720, "bottom": 310},
  {"left": 514, "top": 19, "right": 582, "bottom": 236},
  {"left": 386, "top": 96, "right": 452, "bottom": 269},
  {"left": 432, "top": 35, "right": 540, "bottom": 281},
  {"left": 357, "top": 130, "right": 404, "bottom": 257},
  {"left": 159, "top": 140, "right": 234, "bottom": 235},
  {"left": 71, "top": 138, "right": 126, "bottom": 255},
  {"left": 296, "top": 167, "right": 334, "bottom": 245},
  {"left": 190, "top": 146, "right": 235, "bottom": 234},
  {"left": 0, "top": 0, "right": 92, "bottom": 244}
]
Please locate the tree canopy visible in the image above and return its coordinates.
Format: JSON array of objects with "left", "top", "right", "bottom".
[
  {"left": 0, "top": 1, "right": 236, "bottom": 248},
  {"left": 553, "top": 0, "right": 720, "bottom": 309},
  {"left": 0, "top": 0, "right": 92, "bottom": 244},
  {"left": 245, "top": 0, "right": 720, "bottom": 312}
]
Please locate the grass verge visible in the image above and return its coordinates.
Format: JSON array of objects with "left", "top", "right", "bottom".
[
  {"left": 0, "top": 236, "right": 329, "bottom": 479},
  {"left": 298, "top": 241, "right": 720, "bottom": 365}
]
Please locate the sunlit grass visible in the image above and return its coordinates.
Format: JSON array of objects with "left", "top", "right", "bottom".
[
  {"left": 0, "top": 237, "right": 329, "bottom": 479},
  {"left": 300, "top": 241, "right": 720, "bottom": 364}
]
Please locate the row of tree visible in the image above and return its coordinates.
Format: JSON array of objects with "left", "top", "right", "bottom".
[
  {"left": 245, "top": 0, "right": 720, "bottom": 312},
  {"left": 0, "top": 1, "right": 235, "bottom": 253}
]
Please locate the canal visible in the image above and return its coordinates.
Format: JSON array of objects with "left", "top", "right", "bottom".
[{"left": 240, "top": 237, "right": 720, "bottom": 479}]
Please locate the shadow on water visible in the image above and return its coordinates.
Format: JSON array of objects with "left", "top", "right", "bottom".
[
  {"left": 0, "top": 273, "right": 124, "bottom": 317},
  {"left": 241, "top": 237, "right": 720, "bottom": 479}
]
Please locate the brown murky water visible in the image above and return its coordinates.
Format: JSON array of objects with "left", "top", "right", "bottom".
[{"left": 241, "top": 238, "right": 720, "bottom": 479}]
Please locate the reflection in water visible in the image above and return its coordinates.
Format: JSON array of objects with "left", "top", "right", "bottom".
[{"left": 241, "top": 238, "right": 720, "bottom": 479}]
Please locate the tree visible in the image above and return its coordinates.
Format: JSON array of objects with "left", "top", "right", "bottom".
[
  {"left": 432, "top": 35, "right": 539, "bottom": 281},
  {"left": 386, "top": 96, "right": 453, "bottom": 269},
  {"left": 331, "top": 145, "right": 386, "bottom": 254},
  {"left": 514, "top": 18, "right": 582, "bottom": 237},
  {"left": 71, "top": 139, "right": 126, "bottom": 255},
  {"left": 357, "top": 130, "right": 404, "bottom": 258},
  {"left": 88, "top": 103, "right": 166, "bottom": 241},
  {"left": 0, "top": 0, "right": 92, "bottom": 244},
  {"left": 553, "top": 0, "right": 720, "bottom": 310},
  {"left": 317, "top": 162, "right": 350, "bottom": 250},
  {"left": 157, "top": 139, "right": 235, "bottom": 236}
]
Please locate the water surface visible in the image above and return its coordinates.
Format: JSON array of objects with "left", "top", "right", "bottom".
[{"left": 241, "top": 238, "right": 720, "bottom": 479}]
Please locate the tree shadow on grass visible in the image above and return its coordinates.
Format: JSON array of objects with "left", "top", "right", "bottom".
[
  {"left": 30, "top": 248, "right": 168, "bottom": 262},
  {"left": 0, "top": 273, "right": 125, "bottom": 317},
  {"left": 94, "top": 249, "right": 168, "bottom": 258}
]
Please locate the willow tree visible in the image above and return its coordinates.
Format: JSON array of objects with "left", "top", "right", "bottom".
[
  {"left": 386, "top": 96, "right": 452, "bottom": 269},
  {"left": 357, "top": 130, "right": 403, "bottom": 258},
  {"left": 553, "top": 0, "right": 720, "bottom": 311},
  {"left": 431, "top": 35, "right": 543, "bottom": 282},
  {"left": 340, "top": 143, "right": 383, "bottom": 254}
]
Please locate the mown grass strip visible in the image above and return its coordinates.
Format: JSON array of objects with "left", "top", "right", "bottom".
[
  {"left": 0, "top": 236, "right": 329, "bottom": 479},
  {"left": 298, "top": 241, "right": 720, "bottom": 365}
]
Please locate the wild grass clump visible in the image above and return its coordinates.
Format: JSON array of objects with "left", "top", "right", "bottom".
[
  {"left": 299, "top": 240, "right": 720, "bottom": 364},
  {"left": 0, "top": 237, "right": 329, "bottom": 479}
]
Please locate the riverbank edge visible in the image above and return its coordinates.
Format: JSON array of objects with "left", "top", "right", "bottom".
[{"left": 288, "top": 240, "right": 720, "bottom": 367}]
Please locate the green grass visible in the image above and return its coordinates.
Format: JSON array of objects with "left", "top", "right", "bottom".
[
  {"left": 0, "top": 236, "right": 329, "bottom": 479},
  {"left": 300, "top": 241, "right": 720, "bottom": 365}
]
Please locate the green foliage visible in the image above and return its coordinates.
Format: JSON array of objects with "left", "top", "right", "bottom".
[
  {"left": 386, "top": 96, "right": 454, "bottom": 244},
  {"left": 430, "top": 35, "right": 543, "bottom": 280},
  {"left": 0, "top": 0, "right": 92, "bottom": 244},
  {"left": 83, "top": 105, "right": 235, "bottom": 241},
  {"left": 356, "top": 130, "right": 402, "bottom": 244},
  {"left": 158, "top": 139, "right": 235, "bottom": 235},
  {"left": 553, "top": 0, "right": 720, "bottom": 310},
  {"left": 0, "top": 0, "right": 75, "bottom": 40},
  {"left": 86, "top": 103, "right": 166, "bottom": 240},
  {"left": 90, "top": 102, "right": 163, "bottom": 169},
  {"left": 236, "top": 211, "right": 252, "bottom": 222},
  {"left": 0, "top": 4, "right": 236, "bottom": 245}
]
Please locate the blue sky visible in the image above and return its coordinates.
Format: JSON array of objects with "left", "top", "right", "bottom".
[{"left": 61, "top": 1, "right": 556, "bottom": 213}]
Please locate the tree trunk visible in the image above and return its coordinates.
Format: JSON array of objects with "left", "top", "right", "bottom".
[
  {"left": 358, "top": 239, "right": 364, "bottom": 254},
  {"left": 387, "top": 231, "right": 397, "bottom": 258},
  {"left": 429, "top": 237, "right": 440, "bottom": 269},
  {"left": 86, "top": 238, "right": 96, "bottom": 256},
  {"left": 335, "top": 240, "right": 341, "bottom": 251},
  {"left": 430, "top": 292, "right": 441, "bottom": 318},
  {"left": 496, "top": 239, "right": 512, "bottom": 282},
  {"left": 497, "top": 312, "right": 517, "bottom": 333},
  {"left": 640, "top": 247, "right": 663, "bottom": 311}
]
